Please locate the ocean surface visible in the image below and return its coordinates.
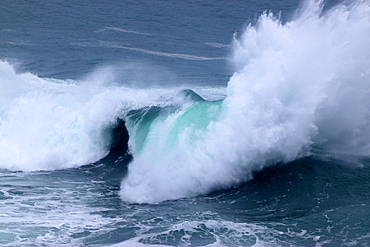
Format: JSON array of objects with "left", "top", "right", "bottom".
[{"left": 1, "top": 0, "right": 370, "bottom": 246}]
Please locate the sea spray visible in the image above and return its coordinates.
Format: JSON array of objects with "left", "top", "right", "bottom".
[
  {"left": 0, "top": 61, "right": 179, "bottom": 171},
  {"left": 120, "top": 0, "right": 370, "bottom": 203}
]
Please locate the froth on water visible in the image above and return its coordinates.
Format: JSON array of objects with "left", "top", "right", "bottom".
[{"left": 120, "top": 0, "right": 370, "bottom": 203}]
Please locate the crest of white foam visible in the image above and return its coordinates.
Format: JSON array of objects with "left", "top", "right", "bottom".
[
  {"left": 120, "top": 0, "right": 370, "bottom": 203},
  {"left": 229, "top": 0, "right": 370, "bottom": 155},
  {"left": 0, "top": 61, "right": 177, "bottom": 171}
]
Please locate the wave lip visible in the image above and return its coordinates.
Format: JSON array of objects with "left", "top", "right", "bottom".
[
  {"left": 0, "top": 61, "right": 181, "bottom": 171},
  {"left": 120, "top": 0, "right": 370, "bottom": 203}
]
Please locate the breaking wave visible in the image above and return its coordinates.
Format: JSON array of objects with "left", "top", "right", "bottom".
[{"left": 120, "top": 0, "right": 370, "bottom": 203}]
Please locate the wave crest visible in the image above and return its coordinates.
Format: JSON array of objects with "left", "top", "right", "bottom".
[{"left": 120, "top": 0, "right": 370, "bottom": 203}]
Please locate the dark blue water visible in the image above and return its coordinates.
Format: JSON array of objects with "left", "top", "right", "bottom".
[{"left": 1, "top": 0, "right": 370, "bottom": 246}]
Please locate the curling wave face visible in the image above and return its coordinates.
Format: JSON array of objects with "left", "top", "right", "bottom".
[
  {"left": 120, "top": 0, "right": 370, "bottom": 203},
  {"left": 0, "top": 62, "right": 194, "bottom": 171}
]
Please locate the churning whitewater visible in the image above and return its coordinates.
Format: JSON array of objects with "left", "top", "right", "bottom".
[
  {"left": 0, "top": 61, "right": 209, "bottom": 171},
  {"left": 120, "top": 0, "right": 370, "bottom": 203}
]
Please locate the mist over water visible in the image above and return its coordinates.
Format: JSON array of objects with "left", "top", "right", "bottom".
[
  {"left": 120, "top": 0, "right": 370, "bottom": 203},
  {"left": 229, "top": 0, "right": 370, "bottom": 156}
]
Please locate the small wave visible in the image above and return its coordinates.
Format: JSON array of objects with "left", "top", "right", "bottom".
[
  {"left": 97, "top": 27, "right": 152, "bottom": 36},
  {"left": 71, "top": 41, "right": 228, "bottom": 61},
  {"left": 107, "top": 43, "right": 228, "bottom": 61},
  {"left": 5, "top": 41, "right": 30, "bottom": 46},
  {"left": 204, "top": 42, "right": 231, "bottom": 49}
]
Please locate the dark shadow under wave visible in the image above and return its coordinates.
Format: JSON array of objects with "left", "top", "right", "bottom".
[
  {"left": 99, "top": 118, "right": 130, "bottom": 165},
  {"left": 82, "top": 118, "right": 132, "bottom": 183}
]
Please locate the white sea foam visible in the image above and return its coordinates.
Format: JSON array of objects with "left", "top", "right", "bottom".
[
  {"left": 0, "top": 60, "right": 225, "bottom": 171},
  {"left": 120, "top": 0, "right": 370, "bottom": 203},
  {"left": 0, "top": 171, "right": 124, "bottom": 246},
  {"left": 111, "top": 219, "right": 281, "bottom": 247},
  {"left": 0, "top": 61, "right": 182, "bottom": 171}
]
